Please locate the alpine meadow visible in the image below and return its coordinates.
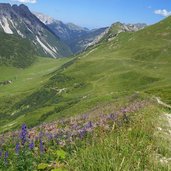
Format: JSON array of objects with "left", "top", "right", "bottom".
[{"left": 0, "top": 1, "right": 171, "bottom": 171}]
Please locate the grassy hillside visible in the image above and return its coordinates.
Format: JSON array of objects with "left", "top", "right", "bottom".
[
  {"left": 0, "top": 57, "right": 71, "bottom": 132},
  {"left": 1, "top": 16, "right": 171, "bottom": 171},
  {"left": 0, "top": 16, "right": 171, "bottom": 132},
  {"left": 1, "top": 98, "right": 170, "bottom": 170},
  {"left": 0, "top": 32, "right": 35, "bottom": 68}
]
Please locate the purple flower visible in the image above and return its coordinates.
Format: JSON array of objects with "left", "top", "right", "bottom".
[
  {"left": 39, "top": 139, "right": 44, "bottom": 153},
  {"left": 87, "top": 121, "right": 93, "bottom": 128},
  {"left": 46, "top": 133, "right": 53, "bottom": 141},
  {"left": 39, "top": 131, "right": 43, "bottom": 139},
  {"left": 109, "top": 112, "right": 119, "bottom": 121},
  {"left": 4, "top": 151, "right": 8, "bottom": 165},
  {"left": 29, "top": 141, "right": 34, "bottom": 150},
  {"left": 15, "top": 143, "right": 20, "bottom": 154},
  {"left": 20, "top": 124, "right": 27, "bottom": 145},
  {"left": 79, "top": 128, "right": 86, "bottom": 139}
]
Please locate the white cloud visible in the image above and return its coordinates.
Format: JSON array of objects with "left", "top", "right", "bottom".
[
  {"left": 14, "top": 0, "right": 37, "bottom": 3},
  {"left": 154, "top": 9, "right": 171, "bottom": 17}
]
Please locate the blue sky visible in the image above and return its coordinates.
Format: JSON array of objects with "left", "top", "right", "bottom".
[{"left": 0, "top": 0, "right": 171, "bottom": 28}]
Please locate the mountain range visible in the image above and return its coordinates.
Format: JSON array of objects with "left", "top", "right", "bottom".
[
  {"left": 0, "top": 3, "right": 147, "bottom": 66},
  {"left": 0, "top": 3, "right": 72, "bottom": 58},
  {"left": 35, "top": 12, "right": 146, "bottom": 53}
]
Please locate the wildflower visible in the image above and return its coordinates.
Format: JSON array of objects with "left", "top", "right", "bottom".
[
  {"left": 109, "top": 113, "right": 118, "bottom": 121},
  {"left": 4, "top": 151, "right": 8, "bottom": 165},
  {"left": 46, "top": 133, "right": 53, "bottom": 141},
  {"left": 39, "top": 131, "right": 43, "bottom": 139},
  {"left": 39, "top": 139, "right": 44, "bottom": 153},
  {"left": 20, "top": 124, "right": 27, "bottom": 145},
  {"left": 29, "top": 141, "right": 34, "bottom": 150},
  {"left": 79, "top": 128, "right": 86, "bottom": 139},
  {"left": 87, "top": 121, "right": 93, "bottom": 128},
  {"left": 15, "top": 143, "right": 20, "bottom": 154},
  {"left": 0, "top": 150, "right": 2, "bottom": 158}
]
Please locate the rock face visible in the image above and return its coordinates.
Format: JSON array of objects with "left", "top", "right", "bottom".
[
  {"left": 113, "top": 22, "right": 146, "bottom": 32},
  {"left": 34, "top": 12, "right": 108, "bottom": 54},
  {"left": 106, "top": 22, "right": 147, "bottom": 41},
  {"left": 0, "top": 3, "right": 72, "bottom": 58},
  {"left": 35, "top": 13, "right": 147, "bottom": 54}
]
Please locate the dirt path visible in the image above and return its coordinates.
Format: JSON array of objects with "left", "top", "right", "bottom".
[{"left": 155, "top": 97, "right": 171, "bottom": 165}]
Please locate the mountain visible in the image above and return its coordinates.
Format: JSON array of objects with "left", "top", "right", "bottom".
[
  {"left": 34, "top": 12, "right": 147, "bottom": 53},
  {"left": 0, "top": 31, "right": 35, "bottom": 68},
  {"left": 100, "top": 22, "right": 147, "bottom": 42},
  {"left": 34, "top": 12, "right": 108, "bottom": 53},
  {"left": 0, "top": 3, "right": 72, "bottom": 58}
]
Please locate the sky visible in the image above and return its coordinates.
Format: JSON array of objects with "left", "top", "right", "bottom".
[{"left": 0, "top": 0, "right": 171, "bottom": 29}]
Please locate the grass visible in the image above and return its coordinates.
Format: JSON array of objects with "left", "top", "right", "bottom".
[
  {"left": 1, "top": 97, "right": 171, "bottom": 170},
  {"left": 0, "top": 57, "right": 71, "bottom": 132},
  {"left": 0, "top": 32, "right": 35, "bottom": 68},
  {"left": 0, "top": 57, "right": 70, "bottom": 97},
  {"left": 68, "top": 104, "right": 170, "bottom": 171}
]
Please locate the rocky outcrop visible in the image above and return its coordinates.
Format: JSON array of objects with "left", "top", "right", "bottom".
[{"left": 0, "top": 3, "right": 72, "bottom": 58}]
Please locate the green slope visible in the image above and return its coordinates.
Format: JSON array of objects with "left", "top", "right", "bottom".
[
  {"left": 0, "top": 32, "right": 35, "bottom": 68},
  {"left": 0, "top": 57, "right": 71, "bottom": 132},
  {"left": 1, "top": 16, "right": 171, "bottom": 132}
]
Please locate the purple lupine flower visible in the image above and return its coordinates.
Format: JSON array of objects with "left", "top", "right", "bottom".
[
  {"left": 39, "top": 139, "right": 44, "bottom": 153},
  {"left": 29, "top": 141, "right": 34, "bottom": 150},
  {"left": 15, "top": 143, "right": 20, "bottom": 154},
  {"left": 87, "top": 121, "right": 93, "bottom": 128},
  {"left": 4, "top": 151, "right": 8, "bottom": 165},
  {"left": 79, "top": 128, "right": 87, "bottom": 139},
  {"left": 39, "top": 131, "right": 43, "bottom": 139},
  {"left": 0, "top": 150, "right": 2, "bottom": 158},
  {"left": 46, "top": 133, "right": 53, "bottom": 141},
  {"left": 20, "top": 124, "right": 27, "bottom": 145}
]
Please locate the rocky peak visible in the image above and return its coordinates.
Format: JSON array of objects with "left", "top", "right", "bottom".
[
  {"left": 0, "top": 3, "right": 72, "bottom": 58},
  {"left": 0, "top": 3, "right": 11, "bottom": 9},
  {"left": 33, "top": 12, "right": 55, "bottom": 25}
]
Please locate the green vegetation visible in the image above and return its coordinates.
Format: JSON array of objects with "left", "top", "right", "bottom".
[
  {"left": 0, "top": 32, "right": 35, "bottom": 68},
  {"left": 0, "top": 57, "right": 71, "bottom": 132},
  {"left": 69, "top": 104, "right": 169, "bottom": 171},
  {"left": 0, "top": 15, "right": 171, "bottom": 171},
  {"left": 1, "top": 16, "right": 171, "bottom": 132},
  {"left": 1, "top": 98, "right": 171, "bottom": 170}
]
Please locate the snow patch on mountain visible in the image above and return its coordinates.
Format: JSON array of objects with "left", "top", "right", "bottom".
[
  {"left": 0, "top": 17, "right": 13, "bottom": 34},
  {"left": 36, "top": 36, "right": 56, "bottom": 58}
]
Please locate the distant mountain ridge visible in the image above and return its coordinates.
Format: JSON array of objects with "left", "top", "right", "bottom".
[
  {"left": 0, "top": 3, "right": 72, "bottom": 58},
  {"left": 100, "top": 22, "right": 147, "bottom": 42},
  {"left": 34, "top": 12, "right": 108, "bottom": 53},
  {"left": 0, "top": 2, "right": 147, "bottom": 66},
  {"left": 34, "top": 12, "right": 147, "bottom": 53}
]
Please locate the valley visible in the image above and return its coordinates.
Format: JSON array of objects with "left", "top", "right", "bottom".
[
  {"left": 1, "top": 16, "right": 171, "bottom": 133},
  {"left": 0, "top": 1, "right": 171, "bottom": 171}
]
